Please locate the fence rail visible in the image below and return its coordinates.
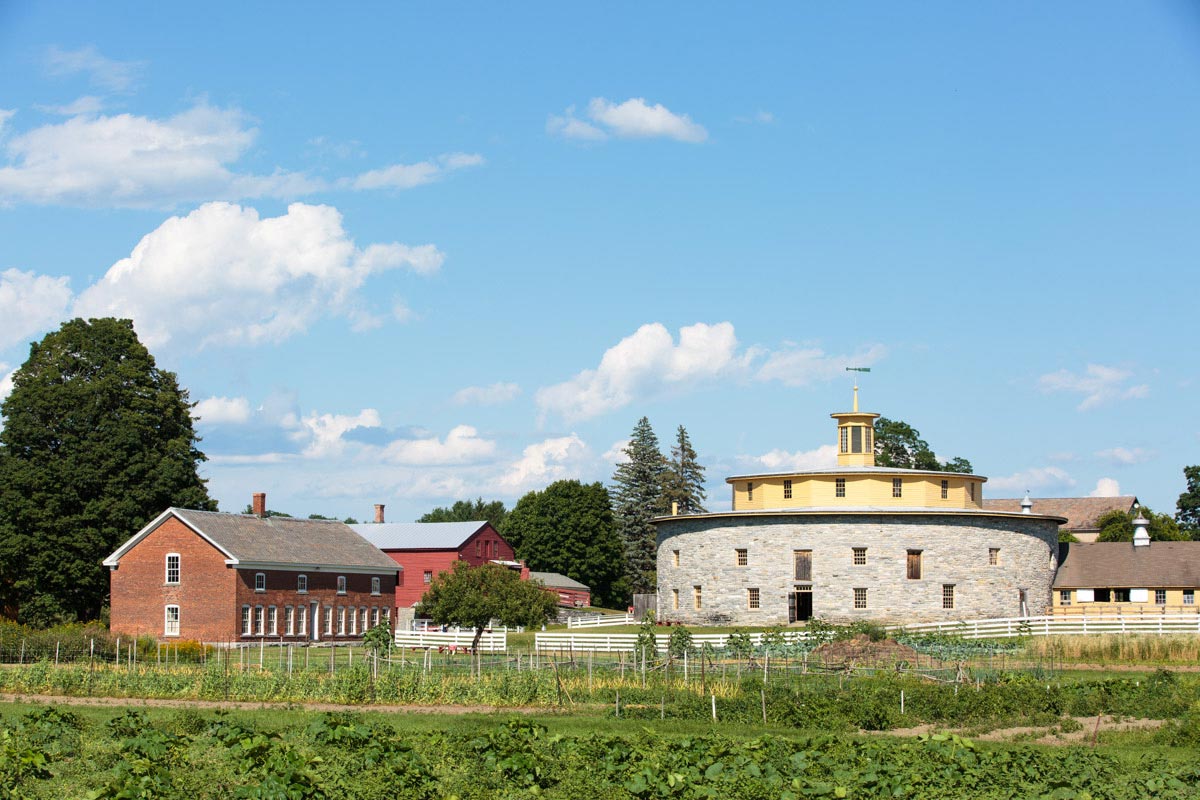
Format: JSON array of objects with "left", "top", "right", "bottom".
[
  {"left": 566, "top": 613, "right": 635, "bottom": 629},
  {"left": 536, "top": 631, "right": 812, "bottom": 653},
  {"left": 896, "top": 614, "right": 1200, "bottom": 639},
  {"left": 394, "top": 630, "right": 507, "bottom": 652}
]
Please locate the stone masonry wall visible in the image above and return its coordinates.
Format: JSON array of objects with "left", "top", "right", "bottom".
[{"left": 655, "top": 513, "right": 1060, "bottom": 625}]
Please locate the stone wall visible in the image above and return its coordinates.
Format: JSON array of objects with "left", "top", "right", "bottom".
[{"left": 655, "top": 513, "right": 1060, "bottom": 625}]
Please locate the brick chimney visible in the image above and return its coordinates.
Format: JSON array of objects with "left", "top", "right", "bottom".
[
  {"left": 252, "top": 492, "right": 266, "bottom": 517},
  {"left": 374, "top": 504, "right": 385, "bottom": 524}
]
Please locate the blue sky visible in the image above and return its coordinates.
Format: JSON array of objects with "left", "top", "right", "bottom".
[{"left": 1, "top": 2, "right": 1197, "bottom": 521}]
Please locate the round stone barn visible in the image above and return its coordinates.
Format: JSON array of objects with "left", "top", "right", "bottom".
[{"left": 654, "top": 391, "right": 1064, "bottom": 625}]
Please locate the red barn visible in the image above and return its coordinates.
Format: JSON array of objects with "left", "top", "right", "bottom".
[
  {"left": 528, "top": 571, "right": 591, "bottom": 608},
  {"left": 105, "top": 494, "right": 399, "bottom": 643}
]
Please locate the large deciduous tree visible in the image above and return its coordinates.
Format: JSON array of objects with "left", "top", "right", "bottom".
[
  {"left": 611, "top": 417, "right": 668, "bottom": 594},
  {"left": 1095, "top": 506, "right": 1185, "bottom": 542},
  {"left": 419, "top": 497, "right": 508, "bottom": 529},
  {"left": 0, "top": 318, "right": 215, "bottom": 625},
  {"left": 873, "top": 417, "right": 973, "bottom": 473},
  {"left": 662, "top": 425, "right": 707, "bottom": 515},
  {"left": 1177, "top": 466, "right": 1200, "bottom": 535},
  {"left": 416, "top": 561, "right": 558, "bottom": 652},
  {"left": 501, "top": 480, "right": 626, "bottom": 608}
]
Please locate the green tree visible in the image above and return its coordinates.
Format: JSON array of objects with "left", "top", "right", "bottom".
[
  {"left": 241, "top": 505, "right": 292, "bottom": 517},
  {"left": 1177, "top": 466, "right": 1200, "bottom": 535},
  {"left": 0, "top": 318, "right": 214, "bottom": 625},
  {"left": 501, "top": 480, "right": 627, "bottom": 608},
  {"left": 418, "top": 497, "right": 508, "bottom": 529},
  {"left": 611, "top": 417, "right": 668, "bottom": 594},
  {"left": 1095, "top": 506, "right": 1185, "bottom": 542},
  {"left": 662, "top": 425, "right": 707, "bottom": 515},
  {"left": 416, "top": 561, "right": 558, "bottom": 652},
  {"left": 873, "top": 417, "right": 973, "bottom": 473}
]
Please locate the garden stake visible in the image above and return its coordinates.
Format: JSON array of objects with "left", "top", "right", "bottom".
[{"left": 711, "top": 694, "right": 717, "bottom": 721}]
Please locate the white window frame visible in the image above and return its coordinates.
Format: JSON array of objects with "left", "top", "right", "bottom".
[
  {"left": 324, "top": 605, "right": 333, "bottom": 636},
  {"left": 382, "top": 607, "right": 390, "bottom": 624},
  {"left": 348, "top": 605, "right": 356, "bottom": 636},
  {"left": 835, "top": 478, "right": 846, "bottom": 498},
  {"left": 255, "top": 572, "right": 266, "bottom": 593},
  {"left": 336, "top": 575, "right": 347, "bottom": 595},
  {"left": 297, "top": 574, "right": 308, "bottom": 594},
  {"left": 285, "top": 605, "right": 295, "bottom": 636},
  {"left": 1155, "top": 589, "right": 1167, "bottom": 605},
  {"left": 371, "top": 607, "right": 380, "bottom": 628},
  {"left": 337, "top": 606, "right": 346, "bottom": 635},
  {"left": 360, "top": 607, "right": 367, "bottom": 632},
  {"left": 165, "top": 553, "right": 180, "bottom": 585},
  {"left": 297, "top": 604, "right": 307, "bottom": 636},
  {"left": 164, "top": 605, "right": 180, "bottom": 637},
  {"left": 1185, "top": 590, "right": 1195, "bottom": 606},
  {"left": 371, "top": 577, "right": 381, "bottom": 596},
  {"left": 241, "top": 604, "right": 252, "bottom": 636},
  {"left": 254, "top": 605, "right": 264, "bottom": 635},
  {"left": 423, "top": 570, "right": 433, "bottom": 585},
  {"left": 267, "top": 605, "right": 278, "bottom": 636}
]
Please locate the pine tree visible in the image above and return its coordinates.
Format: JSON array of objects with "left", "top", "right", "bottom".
[
  {"left": 611, "top": 417, "right": 667, "bottom": 594},
  {"left": 662, "top": 425, "right": 707, "bottom": 514}
]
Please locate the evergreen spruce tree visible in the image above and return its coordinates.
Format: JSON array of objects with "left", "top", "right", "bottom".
[
  {"left": 662, "top": 425, "right": 707, "bottom": 514},
  {"left": 611, "top": 417, "right": 667, "bottom": 594}
]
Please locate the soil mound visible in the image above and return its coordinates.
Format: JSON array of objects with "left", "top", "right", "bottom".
[{"left": 814, "top": 635, "right": 920, "bottom": 666}]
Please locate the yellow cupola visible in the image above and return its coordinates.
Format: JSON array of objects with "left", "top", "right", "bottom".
[{"left": 830, "top": 385, "right": 880, "bottom": 467}]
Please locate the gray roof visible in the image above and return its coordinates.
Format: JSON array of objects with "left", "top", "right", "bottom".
[
  {"left": 653, "top": 507, "right": 1066, "bottom": 523},
  {"left": 1054, "top": 542, "right": 1200, "bottom": 589},
  {"left": 726, "top": 466, "right": 982, "bottom": 481},
  {"left": 350, "top": 520, "right": 490, "bottom": 550},
  {"left": 984, "top": 496, "right": 1138, "bottom": 532},
  {"left": 529, "top": 571, "right": 589, "bottom": 591},
  {"left": 106, "top": 509, "right": 398, "bottom": 571}
]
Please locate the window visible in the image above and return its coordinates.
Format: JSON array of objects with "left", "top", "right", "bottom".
[
  {"left": 907, "top": 550, "right": 922, "bottom": 580},
  {"left": 794, "top": 550, "right": 812, "bottom": 582},
  {"left": 164, "top": 605, "right": 180, "bottom": 636},
  {"left": 324, "top": 606, "right": 333, "bottom": 636},
  {"left": 839, "top": 427, "right": 849, "bottom": 453},
  {"left": 382, "top": 607, "right": 391, "bottom": 623},
  {"left": 852, "top": 547, "right": 867, "bottom": 566},
  {"left": 1094, "top": 589, "right": 1112, "bottom": 603},
  {"left": 266, "top": 605, "right": 277, "bottom": 635},
  {"left": 892, "top": 478, "right": 903, "bottom": 498},
  {"left": 735, "top": 548, "right": 748, "bottom": 566},
  {"left": 297, "top": 574, "right": 307, "bottom": 593},
  {"left": 746, "top": 482, "right": 754, "bottom": 502},
  {"left": 1113, "top": 589, "right": 1131, "bottom": 603},
  {"left": 1060, "top": 590, "right": 1071, "bottom": 606},
  {"left": 1155, "top": 589, "right": 1167, "bottom": 605},
  {"left": 942, "top": 584, "right": 955, "bottom": 609},
  {"left": 988, "top": 548, "right": 1000, "bottom": 566},
  {"left": 851, "top": 426, "right": 863, "bottom": 453},
  {"left": 360, "top": 607, "right": 368, "bottom": 633},
  {"left": 255, "top": 572, "right": 266, "bottom": 593},
  {"left": 371, "top": 607, "right": 380, "bottom": 627},
  {"left": 475, "top": 540, "right": 481, "bottom": 557},
  {"left": 693, "top": 585, "right": 702, "bottom": 610},
  {"left": 672, "top": 589, "right": 679, "bottom": 610},
  {"left": 371, "top": 577, "right": 381, "bottom": 596},
  {"left": 242, "top": 605, "right": 252, "bottom": 636},
  {"left": 672, "top": 550, "right": 680, "bottom": 567},
  {"left": 865, "top": 427, "right": 873, "bottom": 452},
  {"left": 165, "top": 554, "right": 180, "bottom": 585},
  {"left": 337, "top": 607, "right": 346, "bottom": 635},
  {"left": 349, "top": 605, "right": 357, "bottom": 635},
  {"left": 747, "top": 588, "right": 760, "bottom": 610},
  {"left": 940, "top": 480, "right": 948, "bottom": 500},
  {"left": 853, "top": 588, "right": 868, "bottom": 609},
  {"left": 297, "top": 605, "right": 307, "bottom": 636},
  {"left": 835, "top": 478, "right": 846, "bottom": 498},
  {"left": 1185, "top": 590, "right": 1194, "bottom": 606},
  {"left": 254, "top": 605, "right": 264, "bottom": 635},
  {"left": 783, "top": 479, "right": 792, "bottom": 500},
  {"left": 423, "top": 570, "right": 433, "bottom": 585},
  {"left": 285, "top": 606, "right": 294, "bottom": 635},
  {"left": 968, "top": 483, "right": 975, "bottom": 502},
  {"left": 336, "top": 575, "right": 347, "bottom": 595}
]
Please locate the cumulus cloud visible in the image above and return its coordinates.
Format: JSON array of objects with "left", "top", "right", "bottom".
[
  {"left": 1038, "top": 364, "right": 1149, "bottom": 411},
  {"left": 0, "top": 268, "right": 73, "bottom": 351},
  {"left": 452, "top": 382, "right": 521, "bottom": 406},
  {"left": 743, "top": 445, "right": 838, "bottom": 471},
  {"left": 536, "top": 322, "right": 746, "bottom": 421},
  {"left": 734, "top": 110, "right": 774, "bottom": 125},
  {"left": 1094, "top": 447, "right": 1151, "bottom": 466},
  {"left": 0, "top": 364, "right": 14, "bottom": 405},
  {"left": 72, "top": 202, "right": 443, "bottom": 349},
  {"left": 35, "top": 96, "right": 105, "bottom": 116},
  {"left": 380, "top": 425, "right": 497, "bottom": 466},
  {"left": 495, "top": 434, "right": 589, "bottom": 492},
  {"left": 988, "top": 466, "right": 1076, "bottom": 493},
  {"left": 350, "top": 152, "right": 484, "bottom": 191},
  {"left": 1089, "top": 478, "right": 1122, "bottom": 497},
  {"left": 549, "top": 97, "right": 707, "bottom": 143},
  {"left": 45, "top": 45, "right": 143, "bottom": 92},
  {"left": 283, "top": 407, "right": 382, "bottom": 458},
  {"left": 603, "top": 439, "right": 631, "bottom": 465},
  {"left": 192, "top": 396, "right": 252, "bottom": 425},
  {"left": 755, "top": 343, "right": 887, "bottom": 386}
]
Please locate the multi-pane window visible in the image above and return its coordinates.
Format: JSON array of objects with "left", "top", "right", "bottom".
[
  {"left": 372, "top": 607, "right": 380, "bottom": 627},
  {"left": 324, "top": 606, "right": 333, "bottom": 636},
  {"left": 672, "top": 589, "right": 679, "bottom": 610},
  {"left": 336, "top": 575, "right": 347, "bottom": 594},
  {"left": 693, "top": 585, "right": 702, "bottom": 610},
  {"left": 783, "top": 479, "right": 793, "bottom": 499},
  {"left": 255, "top": 572, "right": 266, "bottom": 592},
  {"left": 794, "top": 549, "right": 812, "bottom": 581},
  {"left": 297, "top": 605, "right": 307, "bottom": 636},
  {"left": 267, "top": 606, "right": 278, "bottom": 635},
  {"left": 361, "top": 607, "right": 368, "bottom": 632},
  {"left": 852, "top": 547, "right": 867, "bottom": 566},
  {"left": 941, "top": 480, "right": 949, "bottom": 499},
  {"left": 942, "top": 585, "right": 955, "bottom": 609},
  {"left": 1113, "top": 589, "right": 1131, "bottom": 603},
  {"left": 851, "top": 426, "right": 863, "bottom": 453},
  {"left": 297, "top": 574, "right": 307, "bottom": 593},
  {"left": 382, "top": 607, "right": 390, "bottom": 623},
  {"left": 1186, "top": 590, "right": 1195, "bottom": 606},
  {"left": 475, "top": 541, "right": 481, "bottom": 557},
  {"left": 747, "top": 588, "right": 760, "bottom": 609},
  {"left": 285, "top": 605, "right": 295, "bottom": 635},
  {"left": 371, "top": 577, "right": 381, "bottom": 595},
  {"left": 672, "top": 550, "right": 680, "bottom": 567},
  {"left": 839, "top": 427, "right": 849, "bottom": 453},
  {"left": 1155, "top": 589, "right": 1167, "bottom": 605},
  {"left": 835, "top": 478, "right": 846, "bottom": 498},
  {"left": 1060, "top": 590, "right": 1071, "bottom": 606},
  {"left": 907, "top": 550, "right": 922, "bottom": 580},
  {"left": 746, "top": 482, "right": 754, "bottom": 502},
  {"left": 165, "top": 554, "right": 180, "bottom": 584},
  {"left": 735, "top": 548, "right": 748, "bottom": 566},
  {"left": 423, "top": 571, "right": 433, "bottom": 584},
  {"left": 853, "top": 588, "right": 867, "bottom": 609},
  {"left": 241, "top": 605, "right": 252, "bottom": 636},
  {"left": 988, "top": 548, "right": 1000, "bottom": 566},
  {"left": 348, "top": 606, "right": 357, "bottom": 635},
  {"left": 337, "top": 607, "right": 347, "bottom": 635},
  {"left": 164, "top": 605, "right": 180, "bottom": 636},
  {"left": 254, "top": 605, "right": 264, "bottom": 635},
  {"left": 892, "top": 478, "right": 903, "bottom": 498}
]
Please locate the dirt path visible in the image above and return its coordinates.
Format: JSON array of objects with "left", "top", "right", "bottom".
[
  {"left": 880, "top": 715, "right": 1165, "bottom": 746},
  {"left": 1, "top": 692, "right": 543, "bottom": 716}
]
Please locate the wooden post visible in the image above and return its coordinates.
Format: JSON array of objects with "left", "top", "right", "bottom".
[
  {"left": 55, "top": 641, "right": 60, "bottom": 666},
  {"left": 711, "top": 694, "right": 717, "bottom": 721},
  {"left": 760, "top": 688, "right": 767, "bottom": 724}
]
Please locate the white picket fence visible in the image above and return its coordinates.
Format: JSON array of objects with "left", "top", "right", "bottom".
[
  {"left": 897, "top": 614, "right": 1200, "bottom": 639},
  {"left": 566, "top": 612, "right": 635, "bottom": 629},
  {"left": 394, "top": 629, "right": 507, "bottom": 652},
  {"left": 536, "top": 631, "right": 812, "bottom": 653}
]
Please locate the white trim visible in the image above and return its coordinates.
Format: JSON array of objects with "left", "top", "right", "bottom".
[
  {"left": 104, "top": 508, "right": 239, "bottom": 567},
  {"left": 164, "top": 552, "right": 180, "bottom": 585},
  {"left": 236, "top": 561, "right": 397, "bottom": 575},
  {"left": 164, "top": 605, "right": 180, "bottom": 637}
]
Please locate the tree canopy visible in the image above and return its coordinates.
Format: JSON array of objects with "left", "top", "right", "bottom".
[
  {"left": 611, "top": 417, "right": 669, "bottom": 594},
  {"left": 419, "top": 497, "right": 508, "bottom": 529},
  {"left": 0, "top": 318, "right": 214, "bottom": 625},
  {"left": 416, "top": 561, "right": 558, "bottom": 652},
  {"left": 873, "top": 417, "right": 973, "bottom": 473},
  {"left": 1095, "top": 506, "right": 1185, "bottom": 542},
  {"left": 662, "top": 425, "right": 707, "bottom": 515},
  {"left": 1177, "top": 466, "right": 1200, "bottom": 535},
  {"left": 501, "top": 480, "right": 626, "bottom": 609}
]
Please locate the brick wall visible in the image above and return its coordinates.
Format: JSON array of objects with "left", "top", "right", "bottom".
[{"left": 233, "top": 568, "right": 396, "bottom": 643}]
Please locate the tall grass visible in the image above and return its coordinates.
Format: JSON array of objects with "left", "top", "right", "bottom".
[{"left": 1023, "top": 634, "right": 1200, "bottom": 664}]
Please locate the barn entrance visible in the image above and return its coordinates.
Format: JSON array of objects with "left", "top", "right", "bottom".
[{"left": 788, "top": 588, "right": 813, "bottom": 623}]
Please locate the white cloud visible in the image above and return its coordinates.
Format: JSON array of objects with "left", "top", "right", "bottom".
[
  {"left": 35, "top": 96, "right": 105, "bottom": 116},
  {"left": 284, "top": 407, "right": 382, "bottom": 458},
  {"left": 536, "top": 322, "right": 745, "bottom": 421},
  {"left": 744, "top": 445, "right": 838, "bottom": 471},
  {"left": 45, "top": 45, "right": 143, "bottom": 92},
  {"left": 1089, "top": 477, "right": 1122, "bottom": 497},
  {"left": 380, "top": 425, "right": 497, "bottom": 466},
  {"left": 452, "top": 382, "right": 521, "bottom": 406},
  {"left": 0, "top": 109, "right": 15, "bottom": 136},
  {"left": 735, "top": 110, "right": 775, "bottom": 125},
  {"left": 1094, "top": 447, "right": 1151, "bottom": 466},
  {"left": 350, "top": 152, "right": 484, "bottom": 191},
  {"left": 0, "top": 364, "right": 13, "bottom": 406},
  {"left": 207, "top": 452, "right": 290, "bottom": 466},
  {"left": 495, "top": 434, "right": 589, "bottom": 492},
  {"left": 755, "top": 343, "right": 887, "bottom": 387},
  {"left": 0, "top": 268, "right": 73, "bottom": 351},
  {"left": 72, "top": 202, "right": 443, "bottom": 349},
  {"left": 549, "top": 97, "right": 707, "bottom": 143},
  {"left": 603, "top": 439, "right": 631, "bottom": 465},
  {"left": 192, "top": 396, "right": 252, "bottom": 424},
  {"left": 988, "top": 466, "right": 1076, "bottom": 493},
  {"left": 1038, "top": 364, "right": 1149, "bottom": 411}
]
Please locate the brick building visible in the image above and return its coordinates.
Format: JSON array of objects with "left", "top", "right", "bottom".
[{"left": 105, "top": 493, "right": 399, "bottom": 643}]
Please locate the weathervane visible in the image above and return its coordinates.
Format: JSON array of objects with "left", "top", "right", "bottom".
[{"left": 845, "top": 367, "right": 870, "bottom": 411}]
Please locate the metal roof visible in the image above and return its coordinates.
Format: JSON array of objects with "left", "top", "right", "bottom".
[
  {"left": 1054, "top": 542, "right": 1200, "bottom": 589},
  {"left": 350, "top": 520, "right": 490, "bottom": 550}
]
